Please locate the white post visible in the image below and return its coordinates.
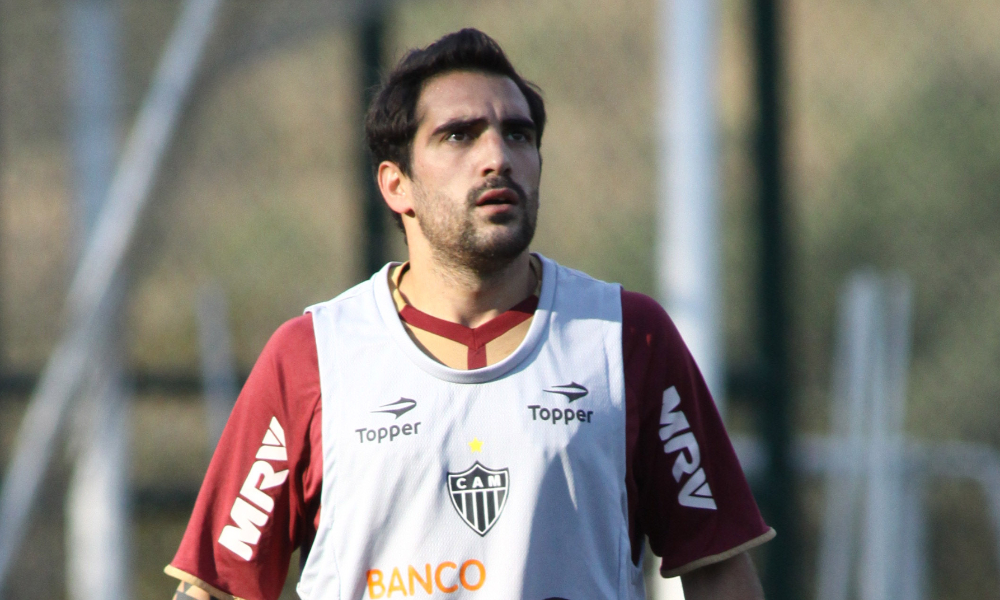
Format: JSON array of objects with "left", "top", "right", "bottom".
[
  {"left": 817, "top": 272, "right": 913, "bottom": 600},
  {"left": 0, "top": 0, "right": 224, "bottom": 588},
  {"left": 884, "top": 276, "right": 915, "bottom": 600},
  {"left": 817, "top": 272, "right": 879, "bottom": 600},
  {"left": 66, "top": 352, "right": 130, "bottom": 600},
  {"left": 63, "top": 1, "right": 130, "bottom": 597},
  {"left": 859, "top": 279, "right": 893, "bottom": 600},
  {"left": 859, "top": 275, "right": 911, "bottom": 600},
  {"left": 657, "top": 0, "right": 723, "bottom": 414},
  {"left": 651, "top": 0, "right": 721, "bottom": 597}
]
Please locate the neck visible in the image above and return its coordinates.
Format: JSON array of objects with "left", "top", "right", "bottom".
[{"left": 397, "top": 249, "right": 535, "bottom": 328}]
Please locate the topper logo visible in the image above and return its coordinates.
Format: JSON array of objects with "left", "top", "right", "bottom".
[
  {"left": 659, "top": 387, "right": 717, "bottom": 510},
  {"left": 218, "top": 417, "right": 289, "bottom": 560}
]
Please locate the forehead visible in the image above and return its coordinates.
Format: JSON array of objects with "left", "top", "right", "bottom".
[{"left": 415, "top": 71, "right": 532, "bottom": 128}]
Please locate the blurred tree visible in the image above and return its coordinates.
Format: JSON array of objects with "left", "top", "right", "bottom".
[{"left": 800, "top": 64, "right": 1000, "bottom": 598}]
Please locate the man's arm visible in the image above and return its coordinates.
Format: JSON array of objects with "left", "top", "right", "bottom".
[
  {"left": 172, "top": 581, "right": 215, "bottom": 600},
  {"left": 165, "top": 315, "right": 321, "bottom": 600},
  {"left": 680, "top": 552, "right": 765, "bottom": 600}
]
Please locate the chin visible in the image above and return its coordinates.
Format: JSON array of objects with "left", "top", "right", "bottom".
[
  {"left": 465, "top": 230, "right": 534, "bottom": 271},
  {"left": 437, "top": 213, "right": 537, "bottom": 273}
]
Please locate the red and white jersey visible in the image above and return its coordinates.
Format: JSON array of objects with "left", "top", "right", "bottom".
[{"left": 167, "top": 255, "right": 773, "bottom": 600}]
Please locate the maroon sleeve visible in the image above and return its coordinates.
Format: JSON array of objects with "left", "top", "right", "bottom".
[
  {"left": 166, "top": 314, "right": 323, "bottom": 600},
  {"left": 622, "top": 291, "right": 774, "bottom": 577}
]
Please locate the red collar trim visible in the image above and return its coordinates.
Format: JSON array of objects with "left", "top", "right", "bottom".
[{"left": 399, "top": 295, "right": 538, "bottom": 368}]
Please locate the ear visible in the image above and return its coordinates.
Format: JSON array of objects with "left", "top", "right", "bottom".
[{"left": 377, "top": 161, "right": 414, "bottom": 218}]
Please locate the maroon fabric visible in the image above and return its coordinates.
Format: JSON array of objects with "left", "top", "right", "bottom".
[
  {"left": 170, "top": 291, "right": 770, "bottom": 598},
  {"left": 398, "top": 295, "right": 538, "bottom": 369},
  {"left": 169, "top": 314, "right": 322, "bottom": 600},
  {"left": 621, "top": 290, "right": 770, "bottom": 574}
]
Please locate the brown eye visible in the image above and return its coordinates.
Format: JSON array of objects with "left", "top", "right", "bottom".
[{"left": 506, "top": 129, "right": 534, "bottom": 144}]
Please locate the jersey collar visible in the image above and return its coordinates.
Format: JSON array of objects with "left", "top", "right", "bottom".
[{"left": 373, "top": 253, "right": 556, "bottom": 384}]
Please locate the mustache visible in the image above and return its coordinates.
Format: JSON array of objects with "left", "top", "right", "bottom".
[{"left": 466, "top": 176, "right": 528, "bottom": 206}]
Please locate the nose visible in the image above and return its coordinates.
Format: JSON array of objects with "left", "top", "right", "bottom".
[{"left": 478, "top": 129, "right": 513, "bottom": 178}]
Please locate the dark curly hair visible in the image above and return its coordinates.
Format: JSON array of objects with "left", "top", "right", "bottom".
[{"left": 364, "top": 28, "right": 546, "bottom": 231}]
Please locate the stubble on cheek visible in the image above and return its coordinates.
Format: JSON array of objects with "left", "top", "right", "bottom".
[{"left": 413, "top": 179, "right": 539, "bottom": 274}]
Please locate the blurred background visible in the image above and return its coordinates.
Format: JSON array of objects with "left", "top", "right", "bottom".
[{"left": 1, "top": 0, "right": 999, "bottom": 599}]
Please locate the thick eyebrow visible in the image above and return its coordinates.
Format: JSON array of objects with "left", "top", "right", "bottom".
[
  {"left": 429, "top": 116, "right": 537, "bottom": 138},
  {"left": 430, "top": 117, "right": 487, "bottom": 138},
  {"left": 502, "top": 117, "right": 537, "bottom": 135}
]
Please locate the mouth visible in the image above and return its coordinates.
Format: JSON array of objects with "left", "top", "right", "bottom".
[{"left": 475, "top": 188, "right": 519, "bottom": 207}]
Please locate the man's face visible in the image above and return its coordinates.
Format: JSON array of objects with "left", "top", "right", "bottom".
[{"left": 406, "top": 70, "right": 541, "bottom": 274}]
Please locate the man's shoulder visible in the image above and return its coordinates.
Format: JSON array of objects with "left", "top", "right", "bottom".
[
  {"left": 540, "top": 256, "right": 675, "bottom": 335},
  {"left": 618, "top": 289, "right": 689, "bottom": 359},
  {"left": 620, "top": 290, "right": 671, "bottom": 329},
  {"left": 246, "top": 314, "right": 320, "bottom": 398},
  {"left": 305, "top": 277, "right": 375, "bottom": 312},
  {"left": 546, "top": 257, "right": 618, "bottom": 292},
  {"left": 543, "top": 256, "right": 622, "bottom": 311},
  {"left": 264, "top": 272, "right": 387, "bottom": 367},
  {"left": 265, "top": 313, "right": 315, "bottom": 357}
]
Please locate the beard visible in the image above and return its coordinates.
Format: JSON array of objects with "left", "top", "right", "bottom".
[{"left": 412, "top": 175, "right": 538, "bottom": 276}]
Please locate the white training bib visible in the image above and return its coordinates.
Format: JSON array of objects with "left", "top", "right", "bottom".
[{"left": 298, "top": 255, "right": 645, "bottom": 600}]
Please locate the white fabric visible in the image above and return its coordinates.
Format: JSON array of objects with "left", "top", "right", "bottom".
[{"left": 298, "top": 255, "right": 644, "bottom": 600}]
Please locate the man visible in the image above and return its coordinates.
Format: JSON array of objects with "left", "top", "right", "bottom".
[{"left": 166, "top": 29, "right": 773, "bottom": 600}]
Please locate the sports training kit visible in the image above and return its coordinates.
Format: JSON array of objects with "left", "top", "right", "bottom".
[{"left": 167, "top": 255, "right": 773, "bottom": 600}]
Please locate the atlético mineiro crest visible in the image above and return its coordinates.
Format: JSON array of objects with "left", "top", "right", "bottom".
[{"left": 447, "top": 462, "right": 509, "bottom": 536}]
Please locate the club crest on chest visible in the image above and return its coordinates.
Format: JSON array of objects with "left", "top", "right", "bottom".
[{"left": 447, "top": 462, "right": 509, "bottom": 536}]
